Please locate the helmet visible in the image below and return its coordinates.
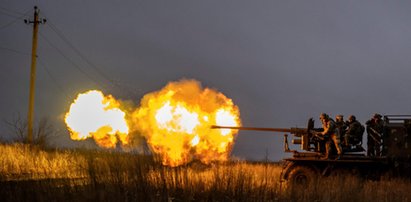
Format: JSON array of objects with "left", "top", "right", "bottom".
[
  {"left": 319, "top": 113, "right": 329, "bottom": 120},
  {"left": 373, "top": 113, "right": 382, "bottom": 119},
  {"left": 336, "top": 114, "right": 344, "bottom": 121},
  {"left": 348, "top": 115, "right": 356, "bottom": 122}
]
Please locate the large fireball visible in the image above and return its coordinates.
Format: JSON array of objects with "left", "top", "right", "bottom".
[
  {"left": 132, "top": 79, "right": 241, "bottom": 167},
  {"left": 64, "top": 80, "right": 241, "bottom": 167},
  {"left": 64, "top": 90, "right": 129, "bottom": 148}
]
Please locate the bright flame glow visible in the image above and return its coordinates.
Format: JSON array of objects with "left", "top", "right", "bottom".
[
  {"left": 191, "top": 135, "right": 200, "bottom": 146},
  {"left": 216, "top": 109, "right": 238, "bottom": 136},
  {"left": 65, "top": 90, "right": 129, "bottom": 148},
  {"left": 155, "top": 102, "right": 200, "bottom": 133},
  {"left": 64, "top": 80, "right": 241, "bottom": 166},
  {"left": 132, "top": 79, "right": 241, "bottom": 167}
]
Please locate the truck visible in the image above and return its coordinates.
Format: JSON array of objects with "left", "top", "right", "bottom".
[{"left": 212, "top": 115, "right": 411, "bottom": 186}]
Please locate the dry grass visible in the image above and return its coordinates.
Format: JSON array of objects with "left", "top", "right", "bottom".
[
  {"left": 0, "top": 143, "right": 87, "bottom": 180},
  {"left": 0, "top": 143, "right": 410, "bottom": 201}
]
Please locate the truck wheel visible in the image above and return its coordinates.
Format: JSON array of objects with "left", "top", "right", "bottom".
[{"left": 287, "top": 165, "right": 318, "bottom": 187}]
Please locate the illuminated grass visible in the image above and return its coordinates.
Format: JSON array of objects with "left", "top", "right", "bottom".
[
  {"left": 0, "top": 143, "right": 410, "bottom": 201},
  {"left": 0, "top": 143, "right": 87, "bottom": 180}
]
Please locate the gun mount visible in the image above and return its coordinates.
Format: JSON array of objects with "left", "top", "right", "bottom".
[
  {"left": 212, "top": 118, "right": 323, "bottom": 153},
  {"left": 212, "top": 115, "right": 411, "bottom": 188}
]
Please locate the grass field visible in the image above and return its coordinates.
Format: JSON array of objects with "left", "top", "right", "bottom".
[{"left": 0, "top": 143, "right": 410, "bottom": 201}]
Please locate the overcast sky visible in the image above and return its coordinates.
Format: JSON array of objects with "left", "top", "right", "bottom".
[{"left": 1, "top": 0, "right": 411, "bottom": 161}]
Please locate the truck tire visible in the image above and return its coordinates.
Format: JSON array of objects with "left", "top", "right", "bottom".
[{"left": 287, "top": 165, "right": 318, "bottom": 187}]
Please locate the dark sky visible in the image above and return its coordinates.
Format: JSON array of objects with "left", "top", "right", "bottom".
[{"left": 1, "top": 0, "right": 411, "bottom": 161}]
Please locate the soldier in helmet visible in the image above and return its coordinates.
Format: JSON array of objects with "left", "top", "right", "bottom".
[
  {"left": 335, "top": 115, "right": 347, "bottom": 145},
  {"left": 318, "top": 113, "right": 343, "bottom": 160},
  {"left": 366, "top": 113, "right": 383, "bottom": 156},
  {"left": 344, "top": 115, "right": 364, "bottom": 147}
]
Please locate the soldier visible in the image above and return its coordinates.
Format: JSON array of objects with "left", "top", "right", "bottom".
[
  {"left": 335, "top": 115, "right": 347, "bottom": 145},
  {"left": 366, "top": 113, "right": 384, "bottom": 156},
  {"left": 344, "top": 115, "right": 364, "bottom": 147},
  {"left": 318, "top": 113, "right": 343, "bottom": 160}
]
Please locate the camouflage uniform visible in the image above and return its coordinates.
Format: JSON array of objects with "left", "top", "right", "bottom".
[
  {"left": 366, "top": 114, "right": 384, "bottom": 157},
  {"left": 335, "top": 115, "right": 347, "bottom": 145},
  {"left": 345, "top": 115, "right": 363, "bottom": 147},
  {"left": 319, "top": 113, "right": 343, "bottom": 159}
]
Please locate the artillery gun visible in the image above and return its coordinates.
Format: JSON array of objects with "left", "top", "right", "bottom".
[{"left": 212, "top": 115, "right": 411, "bottom": 186}]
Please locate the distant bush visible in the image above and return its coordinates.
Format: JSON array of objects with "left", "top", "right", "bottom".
[{"left": 3, "top": 115, "right": 57, "bottom": 148}]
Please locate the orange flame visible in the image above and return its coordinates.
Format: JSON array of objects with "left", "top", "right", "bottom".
[
  {"left": 132, "top": 79, "right": 241, "bottom": 167},
  {"left": 64, "top": 80, "right": 241, "bottom": 166},
  {"left": 64, "top": 90, "right": 129, "bottom": 148}
]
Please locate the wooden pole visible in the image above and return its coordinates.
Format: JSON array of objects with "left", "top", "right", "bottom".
[{"left": 26, "top": 6, "right": 45, "bottom": 144}]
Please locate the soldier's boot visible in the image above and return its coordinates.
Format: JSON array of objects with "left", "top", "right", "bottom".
[{"left": 320, "top": 154, "right": 329, "bottom": 160}]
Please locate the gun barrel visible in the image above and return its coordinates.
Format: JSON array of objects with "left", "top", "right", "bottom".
[{"left": 211, "top": 125, "right": 306, "bottom": 133}]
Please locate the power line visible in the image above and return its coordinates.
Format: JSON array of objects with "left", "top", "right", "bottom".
[
  {"left": 39, "top": 10, "right": 143, "bottom": 97},
  {"left": 37, "top": 59, "right": 71, "bottom": 99},
  {"left": 1, "top": 6, "right": 119, "bottom": 92},
  {"left": 0, "top": 47, "right": 70, "bottom": 99},
  {"left": 44, "top": 21, "right": 144, "bottom": 97},
  {"left": 0, "top": 6, "right": 30, "bottom": 19},
  {"left": 0, "top": 46, "right": 30, "bottom": 56},
  {"left": 0, "top": 18, "right": 22, "bottom": 30},
  {"left": 0, "top": 6, "right": 29, "bottom": 15},
  {"left": 39, "top": 32, "right": 107, "bottom": 89},
  {"left": 0, "top": 9, "right": 31, "bottom": 30},
  {"left": 0, "top": 9, "right": 21, "bottom": 19},
  {"left": 47, "top": 22, "right": 115, "bottom": 85},
  {"left": 37, "top": 9, "right": 146, "bottom": 97}
]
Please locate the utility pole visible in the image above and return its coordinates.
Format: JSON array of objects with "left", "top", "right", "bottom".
[{"left": 24, "top": 6, "right": 46, "bottom": 144}]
